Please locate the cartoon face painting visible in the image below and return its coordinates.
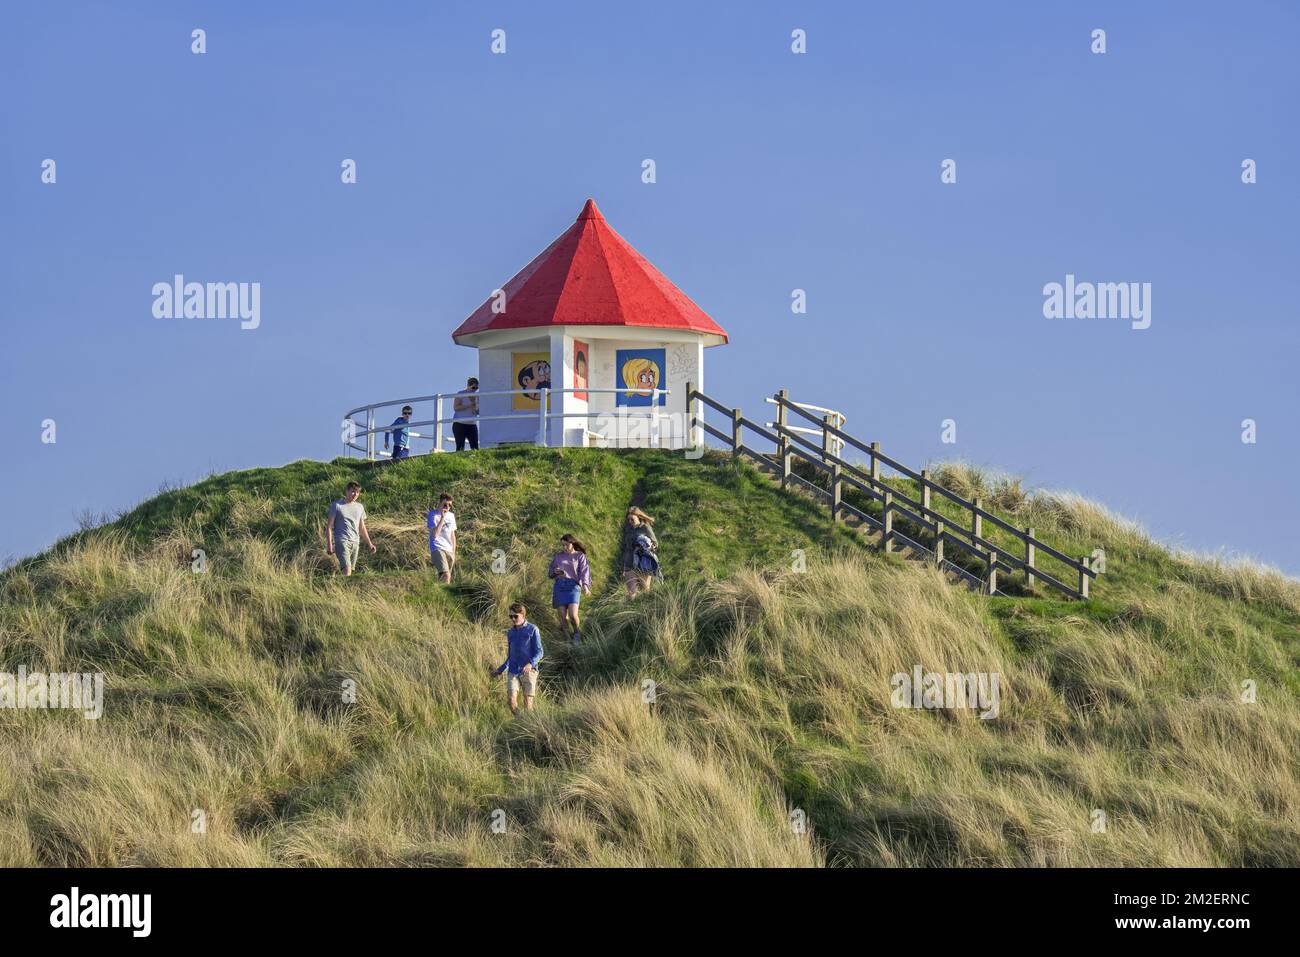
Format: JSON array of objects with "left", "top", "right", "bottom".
[
  {"left": 614, "top": 349, "right": 667, "bottom": 407},
  {"left": 572, "top": 340, "right": 590, "bottom": 401},
  {"left": 517, "top": 360, "right": 551, "bottom": 400},
  {"left": 621, "top": 357, "right": 658, "bottom": 396}
]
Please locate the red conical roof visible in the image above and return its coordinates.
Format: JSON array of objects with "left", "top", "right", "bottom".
[{"left": 451, "top": 199, "right": 728, "bottom": 344}]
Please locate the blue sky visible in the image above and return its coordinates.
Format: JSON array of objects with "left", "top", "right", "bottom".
[{"left": 3, "top": 1, "right": 1298, "bottom": 572}]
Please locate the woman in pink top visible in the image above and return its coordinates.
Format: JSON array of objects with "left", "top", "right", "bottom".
[{"left": 549, "top": 534, "right": 592, "bottom": 644}]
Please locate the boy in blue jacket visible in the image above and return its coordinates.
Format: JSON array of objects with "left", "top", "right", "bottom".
[{"left": 491, "top": 602, "right": 544, "bottom": 714}]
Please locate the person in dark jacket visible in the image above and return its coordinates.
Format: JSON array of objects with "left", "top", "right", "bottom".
[{"left": 620, "top": 506, "right": 659, "bottom": 597}]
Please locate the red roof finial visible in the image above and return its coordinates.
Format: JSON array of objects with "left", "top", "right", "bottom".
[{"left": 577, "top": 198, "right": 603, "bottom": 221}]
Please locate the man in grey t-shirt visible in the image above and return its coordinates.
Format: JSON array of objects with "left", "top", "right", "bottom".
[{"left": 326, "top": 481, "right": 376, "bottom": 575}]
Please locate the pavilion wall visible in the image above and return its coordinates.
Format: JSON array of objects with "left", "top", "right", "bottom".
[
  {"left": 476, "top": 345, "right": 541, "bottom": 446},
  {"left": 468, "top": 330, "right": 706, "bottom": 450},
  {"left": 584, "top": 337, "right": 701, "bottom": 450}
]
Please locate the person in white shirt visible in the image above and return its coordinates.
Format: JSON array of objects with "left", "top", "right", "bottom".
[{"left": 427, "top": 492, "right": 458, "bottom": 582}]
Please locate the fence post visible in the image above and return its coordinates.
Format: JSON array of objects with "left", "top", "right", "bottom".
[
  {"left": 686, "top": 380, "right": 697, "bottom": 450},
  {"left": 433, "top": 396, "right": 443, "bottom": 453},
  {"left": 776, "top": 390, "right": 790, "bottom": 488},
  {"left": 972, "top": 497, "right": 983, "bottom": 541},
  {"left": 933, "top": 521, "right": 945, "bottom": 566},
  {"left": 731, "top": 407, "right": 742, "bottom": 459},
  {"left": 920, "top": 468, "right": 932, "bottom": 515},
  {"left": 881, "top": 491, "right": 893, "bottom": 552},
  {"left": 1025, "top": 527, "right": 1036, "bottom": 587},
  {"left": 986, "top": 550, "right": 998, "bottom": 595},
  {"left": 1078, "top": 558, "right": 1091, "bottom": 600},
  {"left": 870, "top": 441, "right": 881, "bottom": 485},
  {"left": 366, "top": 409, "right": 375, "bottom": 461},
  {"left": 826, "top": 413, "right": 841, "bottom": 521},
  {"left": 538, "top": 388, "right": 549, "bottom": 447}
]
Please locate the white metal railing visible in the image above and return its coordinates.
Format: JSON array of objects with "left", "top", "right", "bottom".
[
  {"left": 341, "top": 387, "right": 672, "bottom": 460},
  {"left": 764, "top": 396, "right": 846, "bottom": 456}
]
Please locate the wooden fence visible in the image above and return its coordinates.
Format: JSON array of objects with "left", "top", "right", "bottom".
[{"left": 686, "top": 384, "right": 1098, "bottom": 600}]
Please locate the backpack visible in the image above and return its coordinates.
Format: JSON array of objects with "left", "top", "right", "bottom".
[{"left": 633, "top": 533, "right": 662, "bottom": 579}]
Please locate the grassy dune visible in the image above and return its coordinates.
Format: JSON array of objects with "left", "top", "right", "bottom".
[{"left": 1, "top": 449, "right": 1297, "bottom": 866}]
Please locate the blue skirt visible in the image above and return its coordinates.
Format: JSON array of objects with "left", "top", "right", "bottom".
[{"left": 552, "top": 577, "right": 582, "bottom": 608}]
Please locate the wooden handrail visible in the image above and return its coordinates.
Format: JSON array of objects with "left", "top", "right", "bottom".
[
  {"left": 737, "top": 416, "right": 783, "bottom": 447},
  {"left": 689, "top": 386, "right": 1099, "bottom": 599},
  {"left": 773, "top": 392, "right": 1096, "bottom": 581},
  {"left": 693, "top": 390, "right": 735, "bottom": 417},
  {"left": 699, "top": 421, "right": 732, "bottom": 444}
]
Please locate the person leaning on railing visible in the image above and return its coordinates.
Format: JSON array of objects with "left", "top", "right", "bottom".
[
  {"left": 452, "top": 377, "right": 480, "bottom": 451},
  {"left": 384, "top": 405, "right": 413, "bottom": 460}
]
